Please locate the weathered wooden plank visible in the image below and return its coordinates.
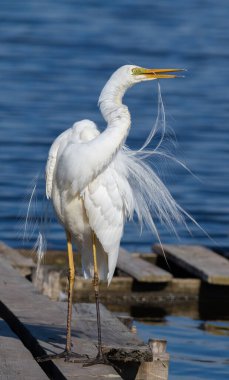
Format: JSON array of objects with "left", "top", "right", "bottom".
[
  {"left": 133, "top": 252, "right": 158, "bottom": 265},
  {"left": 154, "top": 244, "right": 229, "bottom": 285},
  {"left": 118, "top": 248, "right": 172, "bottom": 282},
  {"left": 33, "top": 267, "right": 134, "bottom": 301},
  {"left": 115, "top": 314, "right": 134, "bottom": 330},
  {"left": 0, "top": 242, "right": 35, "bottom": 276},
  {"left": 0, "top": 257, "right": 122, "bottom": 379},
  {"left": 34, "top": 264, "right": 203, "bottom": 306},
  {"left": 33, "top": 265, "right": 62, "bottom": 300},
  {"left": 73, "top": 303, "right": 152, "bottom": 361},
  {"left": 71, "top": 304, "right": 169, "bottom": 379},
  {"left": 18, "top": 246, "right": 170, "bottom": 283},
  {"left": 0, "top": 317, "right": 48, "bottom": 380},
  {"left": 63, "top": 275, "right": 134, "bottom": 293},
  {"left": 19, "top": 248, "right": 68, "bottom": 266}
]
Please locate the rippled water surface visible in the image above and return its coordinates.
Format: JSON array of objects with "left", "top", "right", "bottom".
[
  {"left": 137, "top": 316, "right": 229, "bottom": 380},
  {"left": 1, "top": 0, "right": 229, "bottom": 251},
  {"left": 0, "top": 1, "right": 229, "bottom": 378}
]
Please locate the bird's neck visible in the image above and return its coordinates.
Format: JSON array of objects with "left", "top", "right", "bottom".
[
  {"left": 98, "top": 76, "right": 132, "bottom": 133},
  {"left": 71, "top": 75, "right": 133, "bottom": 192},
  {"left": 76, "top": 74, "right": 133, "bottom": 186}
]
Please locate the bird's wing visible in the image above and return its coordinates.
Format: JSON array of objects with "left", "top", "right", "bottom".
[
  {"left": 83, "top": 162, "right": 131, "bottom": 284},
  {"left": 46, "top": 129, "right": 72, "bottom": 199}
]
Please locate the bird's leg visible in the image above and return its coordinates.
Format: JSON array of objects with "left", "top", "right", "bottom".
[
  {"left": 37, "top": 231, "right": 88, "bottom": 363},
  {"left": 83, "top": 232, "right": 109, "bottom": 367},
  {"left": 92, "top": 232, "right": 102, "bottom": 357},
  {"left": 65, "top": 230, "right": 76, "bottom": 354}
]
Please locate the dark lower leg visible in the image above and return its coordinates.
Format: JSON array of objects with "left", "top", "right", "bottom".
[
  {"left": 83, "top": 232, "right": 109, "bottom": 366},
  {"left": 94, "top": 271, "right": 103, "bottom": 357},
  {"left": 92, "top": 232, "right": 103, "bottom": 358}
]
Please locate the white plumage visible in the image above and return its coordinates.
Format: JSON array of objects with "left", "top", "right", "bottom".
[
  {"left": 46, "top": 120, "right": 133, "bottom": 284},
  {"left": 45, "top": 65, "right": 184, "bottom": 285}
]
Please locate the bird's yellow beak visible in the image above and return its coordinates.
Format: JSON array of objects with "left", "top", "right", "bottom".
[{"left": 132, "top": 67, "right": 185, "bottom": 79}]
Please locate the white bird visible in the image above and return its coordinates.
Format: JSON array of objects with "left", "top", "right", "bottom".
[{"left": 39, "top": 65, "right": 184, "bottom": 365}]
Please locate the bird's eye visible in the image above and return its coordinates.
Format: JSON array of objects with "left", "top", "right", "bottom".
[{"left": 132, "top": 67, "right": 144, "bottom": 76}]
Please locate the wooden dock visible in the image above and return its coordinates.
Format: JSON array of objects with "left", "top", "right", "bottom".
[
  {"left": 0, "top": 241, "right": 229, "bottom": 378},
  {"left": 1, "top": 241, "right": 229, "bottom": 312},
  {"left": 0, "top": 245, "right": 170, "bottom": 380},
  {"left": 1, "top": 242, "right": 229, "bottom": 301}
]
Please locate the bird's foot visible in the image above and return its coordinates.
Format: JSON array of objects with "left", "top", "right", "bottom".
[
  {"left": 83, "top": 351, "right": 110, "bottom": 367},
  {"left": 37, "top": 349, "right": 89, "bottom": 363}
]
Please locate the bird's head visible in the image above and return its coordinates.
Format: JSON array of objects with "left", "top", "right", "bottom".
[
  {"left": 99, "top": 65, "right": 185, "bottom": 115},
  {"left": 131, "top": 65, "right": 185, "bottom": 82},
  {"left": 100, "top": 65, "right": 185, "bottom": 96}
]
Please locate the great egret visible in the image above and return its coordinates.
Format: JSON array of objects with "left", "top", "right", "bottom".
[{"left": 38, "top": 65, "right": 184, "bottom": 365}]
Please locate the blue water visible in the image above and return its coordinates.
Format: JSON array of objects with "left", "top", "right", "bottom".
[
  {"left": 1, "top": 0, "right": 229, "bottom": 251},
  {"left": 0, "top": 1, "right": 229, "bottom": 378}
]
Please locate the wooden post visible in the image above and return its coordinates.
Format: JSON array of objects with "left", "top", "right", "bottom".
[
  {"left": 32, "top": 265, "right": 61, "bottom": 300},
  {"left": 136, "top": 339, "right": 169, "bottom": 380}
]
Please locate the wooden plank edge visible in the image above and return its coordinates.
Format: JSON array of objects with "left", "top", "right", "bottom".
[
  {"left": 154, "top": 244, "right": 229, "bottom": 286},
  {"left": 0, "top": 317, "right": 49, "bottom": 380},
  {"left": 0, "top": 300, "right": 67, "bottom": 380},
  {"left": 0, "top": 242, "right": 35, "bottom": 277},
  {"left": 118, "top": 248, "right": 172, "bottom": 283}
]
